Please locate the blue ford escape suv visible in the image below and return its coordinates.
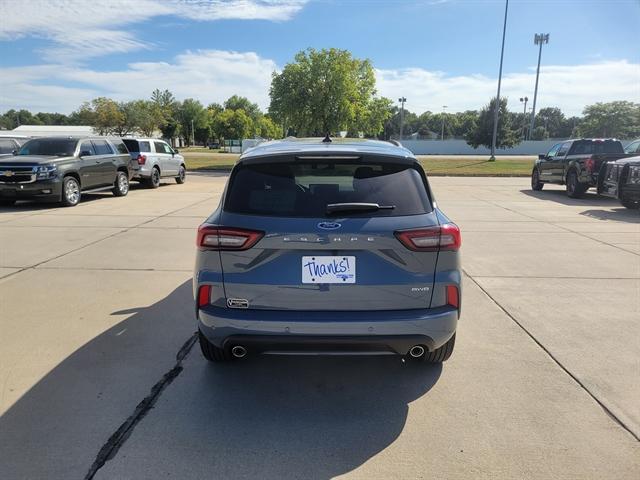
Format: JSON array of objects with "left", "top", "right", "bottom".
[{"left": 194, "top": 138, "right": 461, "bottom": 364}]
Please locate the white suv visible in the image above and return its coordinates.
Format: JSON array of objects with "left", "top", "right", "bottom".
[{"left": 122, "top": 138, "right": 186, "bottom": 188}]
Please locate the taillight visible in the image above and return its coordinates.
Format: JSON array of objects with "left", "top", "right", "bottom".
[
  {"left": 394, "top": 223, "right": 461, "bottom": 252},
  {"left": 584, "top": 156, "right": 595, "bottom": 173},
  {"left": 446, "top": 285, "right": 459, "bottom": 309},
  {"left": 197, "top": 225, "right": 264, "bottom": 250},
  {"left": 198, "top": 285, "right": 211, "bottom": 308},
  {"left": 137, "top": 154, "right": 147, "bottom": 165}
]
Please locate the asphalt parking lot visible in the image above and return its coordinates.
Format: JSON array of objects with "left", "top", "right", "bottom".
[{"left": 0, "top": 174, "right": 638, "bottom": 479}]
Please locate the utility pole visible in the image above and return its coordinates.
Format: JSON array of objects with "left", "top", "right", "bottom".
[
  {"left": 490, "top": 0, "right": 509, "bottom": 161},
  {"left": 441, "top": 105, "right": 448, "bottom": 140},
  {"left": 520, "top": 96, "right": 528, "bottom": 139},
  {"left": 398, "top": 97, "right": 406, "bottom": 140},
  {"left": 191, "top": 119, "right": 195, "bottom": 146},
  {"left": 529, "top": 33, "right": 549, "bottom": 140}
]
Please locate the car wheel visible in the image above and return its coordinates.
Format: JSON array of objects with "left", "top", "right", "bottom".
[
  {"left": 531, "top": 168, "right": 544, "bottom": 191},
  {"left": 199, "top": 331, "right": 231, "bottom": 362},
  {"left": 147, "top": 167, "right": 160, "bottom": 189},
  {"left": 175, "top": 165, "right": 186, "bottom": 184},
  {"left": 620, "top": 195, "right": 639, "bottom": 210},
  {"left": 112, "top": 171, "right": 129, "bottom": 197},
  {"left": 566, "top": 170, "right": 587, "bottom": 198},
  {"left": 422, "top": 333, "right": 456, "bottom": 363},
  {"left": 61, "top": 176, "right": 81, "bottom": 207},
  {"left": 0, "top": 199, "right": 16, "bottom": 206}
]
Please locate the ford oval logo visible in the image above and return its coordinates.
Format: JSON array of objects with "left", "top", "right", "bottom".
[{"left": 317, "top": 222, "right": 341, "bottom": 230}]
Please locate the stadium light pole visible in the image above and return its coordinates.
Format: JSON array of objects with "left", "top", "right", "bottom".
[
  {"left": 441, "top": 105, "right": 448, "bottom": 140},
  {"left": 490, "top": 0, "right": 509, "bottom": 161},
  {"left": 529, "top": 33, "right": 549, "bottom": 140},
  {"left": 398, "top": 97, "right": 407, "bottom": 140},
  {"left": 520, "top": 96, "right": 528, "bottom": 139}
]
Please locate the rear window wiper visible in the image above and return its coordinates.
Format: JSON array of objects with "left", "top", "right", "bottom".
[{"left": 326, "top": 202, "right": 396, "bottom": 214}]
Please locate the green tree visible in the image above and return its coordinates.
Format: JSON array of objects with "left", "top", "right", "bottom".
[
  {"left": 535, "top": 107, "right": 565, "bottom": 138},
  {"left": 177, "top": 98, "right": 208, "bottom": 145},
  {"left": 125, "top": 100, "right": 162, "bottom": 137},
  {"left": 224, "top": 96, "right": 261, "bottom": 122},
  {"left": 212, "top": 109, "right": 252, "bottom": 141},
  {"left": 356, "top": 97, "right": 394, "bottom": 137},
  {"left": 151, "top": 89, "right": 180, "bottom": 140},
  {"left": 465, "top": 97, "right": 520, "bottom": 150},
  {"left": 256, "top": 115, "right": 281, "bottom": 139},
  {"left": 576, "top": 101, "right": 640, "bottom": 138},
  {"left": 269, "top": 48, "right": 377, "bottom": 136}
]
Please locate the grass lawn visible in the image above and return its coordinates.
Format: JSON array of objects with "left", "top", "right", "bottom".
[{"left": 184, "top": 153, "right": 535, "bottom": 176}]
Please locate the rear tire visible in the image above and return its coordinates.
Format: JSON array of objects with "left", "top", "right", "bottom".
[
  {"left": 61, "top": 176, "right": 81, "bottom": 207},
  {"left": 199, "top": 331, "right": 231, "bottom": 362},
  {"left": 531, "top": 168, "right": 544, "bottom": 191},
  {"left": 175, "top": 165, "right": 186, "bottom": 184},
  {"left": 112, "top": 171, "right": 129, "bottom": 197},
  {"left": 566, "top": 170, "right": 588, "bottom": 198},
  {"left": 423, "top": 333, "right": 456, "bottom": 363},
  {"left": 146, "top": 167, "right": 160, "bottom": 189},
  {"left": 621, "top": 196, "right": 639, "bottom": 210}
]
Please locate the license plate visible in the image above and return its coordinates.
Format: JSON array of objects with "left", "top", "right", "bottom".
[{"left": 302, "top": 256, "right": 356, "bottom": 284}]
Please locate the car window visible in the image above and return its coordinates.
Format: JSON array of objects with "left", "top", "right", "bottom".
[
  {"left": 19, "top": 138, "right": 78, "bottom": 156},
  {"left": 625, "top": 141, "right": 640, "bottom": 154},
  {"left": 154, "top": 141, "right": 171, "bottom": 154},
  {"left": 122, "top": 139, "right": 139, "bottom": 152},
  {"left": 225, "top": 161, "right": 432, "bottom": 217},
  {"left": 111, "top": 140, "right": 128, "bottom": 155},
  {"left": 556, "top": 142, "right": 571, "bottom": 157},
  {"left": 92, "top": 139, "right": 113, "bottom": 155},
  {"left": 0, "top": 139, "right": 16, "bottom": 154},
  {"left": 79, "top": 141, "right": 95, "bottom": 156},
  {"left": 546, "top": 143, "right": 561, "bottom": 157},
  {"left": 139, "top": 141, "right": 151, "bottom": 153}
]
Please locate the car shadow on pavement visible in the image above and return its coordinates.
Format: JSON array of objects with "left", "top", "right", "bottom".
[
  {"left": 519, "top": 188, "right": 618, "bottom": 207},
  {"left": 0, "top": 280, "right": 441, "bottom": 479}
]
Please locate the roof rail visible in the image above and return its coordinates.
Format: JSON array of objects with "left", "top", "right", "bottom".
[{"left": 387, "top": 139, "right": 402, "bottom": 147}]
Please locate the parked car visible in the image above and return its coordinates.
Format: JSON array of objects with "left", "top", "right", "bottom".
[
  {"left": 207, "top": 142, "right": 220, "bottom": 150},
  {"left": 598, "top": 156, "right": 640, "bottom": 209},
  {"left": 194, "top": 137, "right": 461, "bottom": 364},
  {"left": 0, "top": 136, "right": 131, "bottom": 207},
  {"left": 624, "top": 139, "right": 640, "bottom": 155},
  {"left": 0, "top": 135, "right": 30, "bottom": 156},
  {"left": 531, "top": 138, "right": 632, "bottom": 198},
  {"left": 121, "top": 138, "right": 185, "bottom": 188}
]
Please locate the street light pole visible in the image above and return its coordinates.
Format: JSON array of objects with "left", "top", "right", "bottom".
[
  {"left": 529, "top": 33, "right": 549, "bottom": 141},
  {"left": 398, "top": 97, "right": 406, "bottom": 140},
  {"left": 520, "top": 96, "right": 528, "bottom": 140},
  {"left": 191, "top": 119, "right": 195, "bottom": 146},
  {"left": 490, "top": 0, "right": 509, "bottom": 161},
  {"left": 441, "top": 105, "right": 448, "bottom": 140}
]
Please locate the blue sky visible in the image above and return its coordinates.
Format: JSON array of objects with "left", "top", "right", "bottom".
[{"left": 1, "top": 0, "right": 638, "bottom": 116}]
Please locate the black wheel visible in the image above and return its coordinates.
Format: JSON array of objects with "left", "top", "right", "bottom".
[
  {"left": 146, "top": 167, "right": 160, "bottom": 189},
  {"left": 0, "top": 199, "right": 16, "bottom": 206},
  {"left": 61, "top": 176, "right": 81, "bottom": 207},
  {"left": 199, "top": 331, "right": 231, "bottom": 362},
  {"left": 531, "top": 168, "right": 544, "bottom": 191},
  {"left": 175, "top": 165, "right": 186, "bottom": 184},
  {"left": 112, "top": 171, "right": 129, "bottom": 197},
  {"left": 620, "top": 195, "right": 639, "bottom": 210},
  {"left": 566, "top": 170, "right": 587, "bottom": 198},
  {"left": 423, "top": 333, "right": 456, "bottom": 363}
]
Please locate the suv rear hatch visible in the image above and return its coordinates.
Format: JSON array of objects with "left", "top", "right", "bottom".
[{"left": 203, "top": 155, "right": 455, "bottom": 311}]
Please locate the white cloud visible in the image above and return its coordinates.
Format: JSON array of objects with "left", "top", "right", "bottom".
[
  {"left": 376, "top": 60, "right": 640, "bottom": 116},
  {"left": 0, "top": 0, "right": 307, "bottom": 60},
  {"left": 0, "top": 50, "right": 276, "bottom": 113}
]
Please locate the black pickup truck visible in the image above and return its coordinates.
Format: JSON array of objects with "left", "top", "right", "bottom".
[
  {"left": 0, "top": 136, "right": 131, "bottom": 207},
  {"left": 598, "top": 156, "right": 640, "bottom": 209},
  {"left": 531, "top": 139, "right": 632, "bottom": 198}
]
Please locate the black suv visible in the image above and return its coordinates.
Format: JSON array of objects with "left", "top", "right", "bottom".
[
  {"left": 0, "top": 137, "right": 131, "bottom": 207},
  {"left": 531, "top": 138, "right": 631, "bottom": 198}
]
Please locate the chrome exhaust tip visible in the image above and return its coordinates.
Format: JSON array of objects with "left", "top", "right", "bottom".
[
  {"left": 409, "top": 345, "right": 425, "bottom": 358},
  {"left": 231, "top": 345, "right": 247, "bottom": 358}
]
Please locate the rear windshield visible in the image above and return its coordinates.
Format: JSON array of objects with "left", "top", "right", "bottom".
[
  {"left": 122, "top": 139, "right": 151, "bottom": 153},
  {"left": 0, "top": 139, "right": 15, "bottom": 154},
  {"left": 570, "top": 140, "right": 624, "bottom": 155},
  {"left": 18, "top": 138, "right": 77, "bottom": 156},
  {"left": 224, "top": 161, "right": 431, "bottom": 217}
]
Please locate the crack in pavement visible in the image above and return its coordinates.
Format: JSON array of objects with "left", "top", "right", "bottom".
[
  {"left": 464, "top": 270, "right": 640, "bottom": 442},
  {"left": 84, "top": 332, "right": 198, "bottom": 480}
]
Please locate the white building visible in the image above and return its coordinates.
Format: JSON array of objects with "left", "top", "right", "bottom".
[{"left": 10, "top": 125, "right": 97, "bottom": 137}]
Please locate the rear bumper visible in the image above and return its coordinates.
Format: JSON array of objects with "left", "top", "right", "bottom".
[
  {"left": 0, "top": 179, "right": 62, "bottom": 201},
  {"left": 198, "top": 305, "right": 458, "bottom": 354}
]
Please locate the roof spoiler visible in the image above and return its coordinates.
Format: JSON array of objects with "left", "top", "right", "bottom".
[{"left": 387, "top": 139, "right": 403, "bottom": 147}]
